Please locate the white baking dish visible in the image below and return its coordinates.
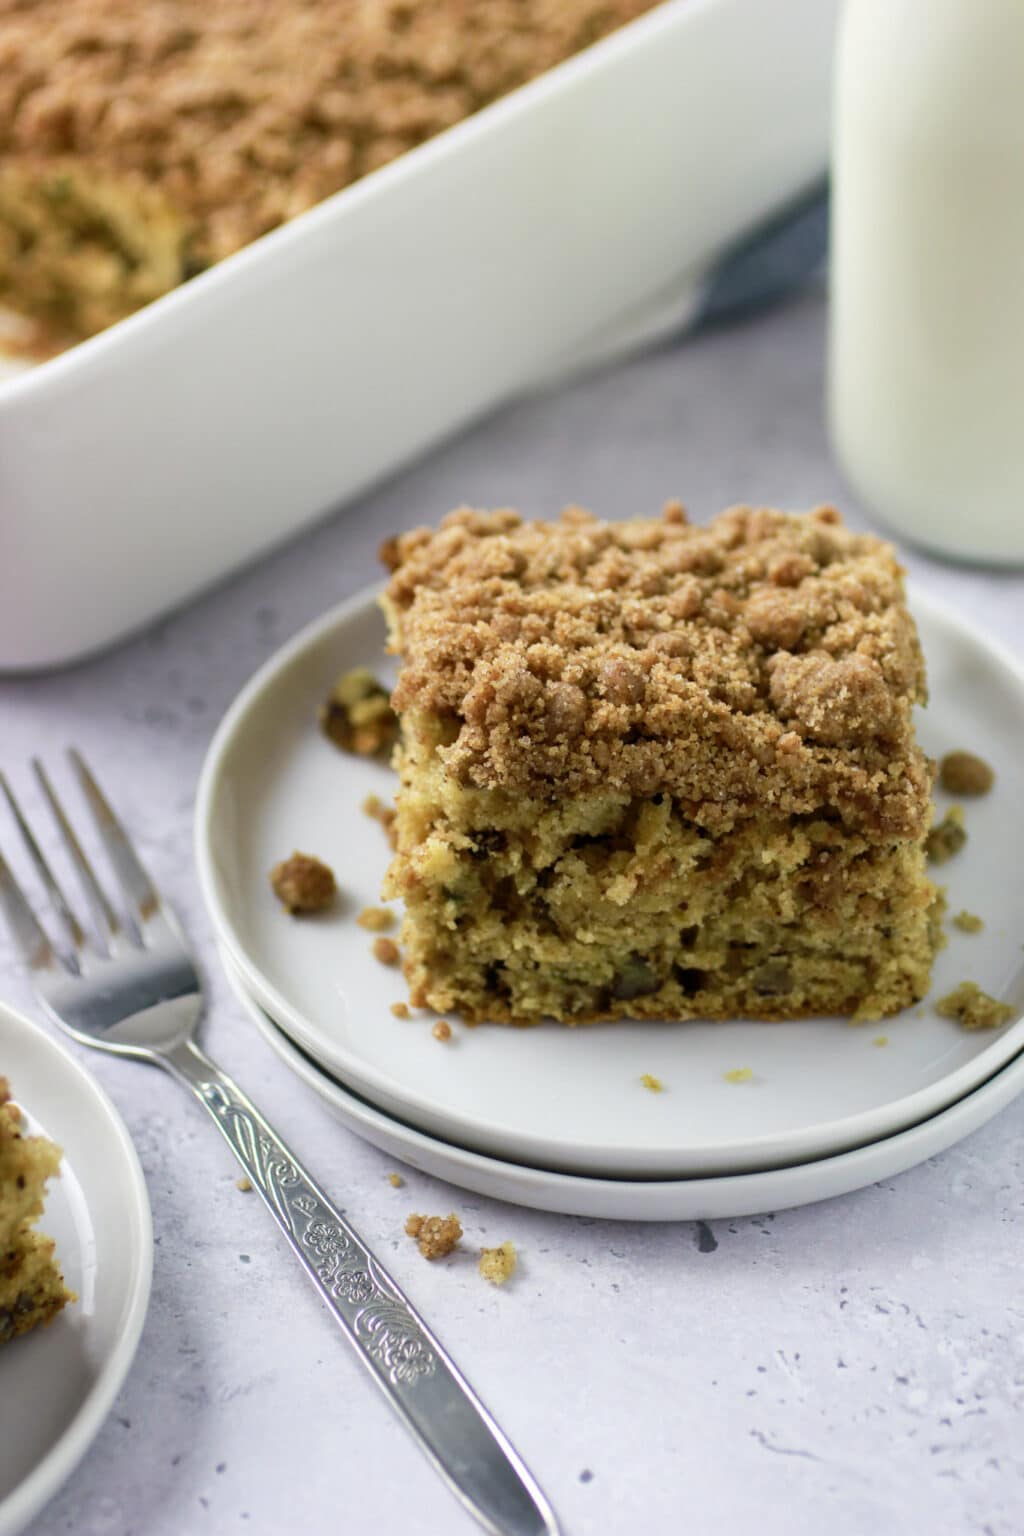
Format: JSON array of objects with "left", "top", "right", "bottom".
[{"left": 0, "top": 0, "right": 838, "bottom": 671}]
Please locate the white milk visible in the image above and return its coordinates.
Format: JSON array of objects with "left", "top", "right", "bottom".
[{"left": 829, "top": 0, "right": 1024, "bottom": 564}]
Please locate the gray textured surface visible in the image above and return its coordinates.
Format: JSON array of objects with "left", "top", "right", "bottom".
[{"left": 3, "top": 290, "right": 1023, "bottom": 1536}]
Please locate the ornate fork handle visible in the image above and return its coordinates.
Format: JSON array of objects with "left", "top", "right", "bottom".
[{"left": 163, "top": 1038, "right": 553, "bottom": 1536}]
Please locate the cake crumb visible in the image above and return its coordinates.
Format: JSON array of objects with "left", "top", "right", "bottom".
[
  {"left": 387, "top": 1173, "right": 404, "bottom": 1189},
  {"left": 479, "top": 1241, "right": 517, "bottom": 1286},
  {"left": 358, "top": 906, "right": 394, "bottom": 932},
  {"left": 405, "top": 1212, "right": 462, "bottom": 1259},
  {"left": 390, "top": 1002, "right": 411, "bottom": 1019},
  {"left": 926, "top": 806, "right": 966, "bottom": 864},
  {"left": 320, "top": 668, "right": 398, "bottom": 757},
  {"left": 939, "top": 751, "right": 994, "bottom": 796},
  {"left": 432, "top": 1020, "right": 452, "bottom": 1042},
  {"left": 235, "top": 1177, "right": 253, "bottom": 1192},
  {"left": 270, "top": 852, "right": 336, "bottom": 914},
  {"left": 724, "top": 1067, "right": 753, "bottom": 1083},
  {"left": 640, "top": 1073, "right": 664, "bottom": 1093},
  {"left": 952, "top": 910, "right": 984, "bottom": 934},
  {"left": 936, "top": 982, "right": 1014, "bottom": 1031},
  {"left": 872, "top": 1035, "right": 889, "bottom": 1048},
  {"left": 372, "top": 936, "right": 400, "bottom": 966}
]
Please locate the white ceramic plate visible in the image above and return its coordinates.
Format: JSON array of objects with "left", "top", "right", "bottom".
[
  {"left": 0, "top": 1004, "right": 152, "bottom": 1536},
  {"left": 196, "top": 584, "right": 1024, "bottom": 1178},
  {"left": 223, "top": 947, "right": 1024, "bottom": 1222}
]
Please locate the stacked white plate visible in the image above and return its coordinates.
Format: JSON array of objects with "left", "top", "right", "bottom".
[{"left": 195, "top": 585, "right": 1024, "bottom": 1221}]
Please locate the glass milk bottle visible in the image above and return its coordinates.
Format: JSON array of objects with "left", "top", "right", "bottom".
[{"left": 829, "top": 0, "right": 1024, "bottom": 564}]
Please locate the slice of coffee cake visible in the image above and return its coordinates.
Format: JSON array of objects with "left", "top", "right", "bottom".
[
  {"left": 0, "top": 1079, "right": 73, "bottom": 1344},
  {"left": 381, "top": 504, "right": 939, "bottom": 1025}
]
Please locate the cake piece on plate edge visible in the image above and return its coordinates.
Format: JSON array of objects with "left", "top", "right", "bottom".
[
  {"left": 381, "top": 503, "right": 940, "bottom": 1026},
  {"left": 0, "top": 1077, "right": 74, "bottom": 1345}
]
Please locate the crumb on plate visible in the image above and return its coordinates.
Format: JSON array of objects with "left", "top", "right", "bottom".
[
  {"left": 872, "top": 1035, "right": 889, "bottom": 1048},
  {"left": 390, "top": 1002, "right": 411, "bottom": 1019},
  {"left": 372, "top": 936, "right": 400, "bottom": 966},
  {"left": 939, "top": 751, "right": 994, "bottom": 796},
  {"left": 432, "top": 1020, "right": 452, "bottom": 1042},
  {"left": 405, "top": 1212, "right": 462, "bottom": 1259},
  {"left": 320, "top": 668, "right": 398, "bottom": 757},
  {"left": 270, "top": 851, "right": 336, "bottom": 914},
  {"left": 639, "top": 1073, "right": 664, "bottom": 1093},
  {"left": 357, "top": 906, "right": 394, "bottom": 932},
  {"left": 952, "top": 910, "right": 984, "bottom": 934},
  {"left": 926, "top": 806, "right": 966, "bottom": 864},
  {"left": 479, "top": 1241, "right": 517, "bottom": 1286},
  {"left": 935, "top": 982, "right": 1013, "bottom": 1032},
  {"left": 723, "top": 1067, "right": 753, "bottom": 1083}
]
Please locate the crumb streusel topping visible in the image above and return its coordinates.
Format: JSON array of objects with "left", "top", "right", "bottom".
[{"left": 382, "top": 504, "right": 932, "bottom": 838}]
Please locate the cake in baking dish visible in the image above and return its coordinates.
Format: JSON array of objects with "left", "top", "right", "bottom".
[
  {"left": 0, "top": 0, "right": 661, "bottom": 352},
  {"left": 380, "top": 502, "right": 941, "bottom": 1025}
]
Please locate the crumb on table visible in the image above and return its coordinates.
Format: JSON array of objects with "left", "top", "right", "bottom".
[
  {"left": 405, "top": 1212, "right": 462, "bottom": 1260},
  {"left": 479, "top": 1241, "right": 517, "bottom": 1286},
  {"left": 926, "top": 806, "right": 967, "bottom": 864},
  {"left": 235, "top": 1177, "right": 253, "bottom": 1192},
  {"left": 387, "top": 1173, "right": 404, "bottom": 1189},
  {"left": 939, "top": 751, "right": 994, "bottom": 796},
  {"left": 432, "top": 1020, "right": 452, "bottom": 1042},
  {"left": 724, "top": 1067, "right": 753, "bottom": 1083},
  {"left": 952, "top": 910, "right": 984, "bottom": 934},
  {"left": 320, "top": 668, "right": 398, "bottom": 757},
  {"left": 639, "top": 1073, "right": 664, "bottom": 1093},
  {"left": 372, "top": 936, "right": 400, "bottom": 966},
  {"left": 270, "top": 851, "right": 336, "bottom": 914},
  {"left": 357, "top": 906, "right": 394, "bottom": 932},
  {"left": 390, "top": 1002, "right": 411, "bottom": 1020},
  {"left": 936, "top": 982, "right": 1014, "bottom": 1031}
]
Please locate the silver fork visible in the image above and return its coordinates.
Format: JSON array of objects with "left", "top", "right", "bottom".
[{"left": 0, "top": 750, "right": 558, "bottom": 1536}]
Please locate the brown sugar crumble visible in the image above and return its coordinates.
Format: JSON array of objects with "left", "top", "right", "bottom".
[
  {"left": 390, "top": 1001, "right": 411, "bottom": 1019},
  {"left": 320, "top": 669, "right": 398, "bottom": 758},
  {"left": 270, "top": 851, "right": 336, "bottom": 914},
  {"left": 380, "top": 504, "right": 940, "bottom": 1026},
  {"left": 358, "top": 906, "right": 395, "bottom": 932},
  {"left": 387, "top": 1172, "right": 404, "bottom": 1189},
  {"left": 935, "top": 982, "right": 1014, "bottom": 1032},
  {"left": 952, "top": 911, "right": 984, "bottom": 935},
  {"left": 926, "top": 806, "right": 967, "bottom": 865},
  {"left": 479, "top": 1241, "right": 517, "bottom": 1286},
  {"left": 939, "top": 751, "right": 994, "bottom": 796},
  {"left": 405, "top": 1211, "right": 462, "bottom": 1260},
  {"left": 639, "top": 1073, "right": 663, "bottom": 1092},
  {"left": 372, "top": 936, "right": 400, "bottom": 966},
  {"left": 432, "top": 1020, "right": 453, "bottom": 1042}
]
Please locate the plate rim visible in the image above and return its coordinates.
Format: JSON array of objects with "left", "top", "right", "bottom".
[
  {"left": 194, "top": 578, "right": 1024, "bottom": 1174},
  {"left": 0, "top": 1002, "right": 153, "bottom": 1536},
  {"left": 223, "top": 944, "right": 1024, "bottom": 1222}
]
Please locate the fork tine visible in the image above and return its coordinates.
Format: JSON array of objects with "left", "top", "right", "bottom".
[
  {"left": 0, "top": 771, "right": 86, "bottom": 953},
  {"left": 0, "top": 844, "right": 60, "bottom": 971},
  {"left": 33, "top": 758, "right": 122, "bottom": 944},
  {"left": 67, "top": 749, "right": 159, "bottom": 923}
]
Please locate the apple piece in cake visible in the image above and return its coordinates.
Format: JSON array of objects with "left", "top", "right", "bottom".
[
  {"left": 380, "top": 503, "right": 940, "bottom": 1025},
  {"left": 0, "top": 1078, "right": 74, "bottom": 1345}
]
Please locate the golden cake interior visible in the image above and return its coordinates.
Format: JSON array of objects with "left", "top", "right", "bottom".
[{"left": 382, "top": 504, "right": 941, "bottom": 1026}]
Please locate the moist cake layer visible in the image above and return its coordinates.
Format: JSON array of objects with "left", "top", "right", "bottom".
[
  {"left": 0, "top": 1079, "right": 73, "bottom": 1344},
  {"left": 381, "top": 504, "right": 940, "bottom": 1025}
]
